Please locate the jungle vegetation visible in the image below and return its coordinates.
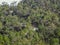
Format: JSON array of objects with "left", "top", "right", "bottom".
[{"left": 0, "top": 0, "right": 60, "bottom": 45}]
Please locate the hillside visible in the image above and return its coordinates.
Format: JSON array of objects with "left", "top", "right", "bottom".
[{"left": 0, "top": 0, "right": 60, "bottom": 45}]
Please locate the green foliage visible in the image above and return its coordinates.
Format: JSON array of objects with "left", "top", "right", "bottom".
[
  {"left": 0, "top": 0, "right": 60, "bottom": 45},
  {"left": 0, "top": 22, "right": 3, "bottom": 29}
]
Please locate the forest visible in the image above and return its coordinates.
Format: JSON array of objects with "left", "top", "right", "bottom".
[{"left": 0, "top": 0, "right": 60, "bottom": 45}]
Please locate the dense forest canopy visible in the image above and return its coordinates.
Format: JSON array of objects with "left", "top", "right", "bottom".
[{"left": 0, "top": 0, "right": 60, "bottom": 45}]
